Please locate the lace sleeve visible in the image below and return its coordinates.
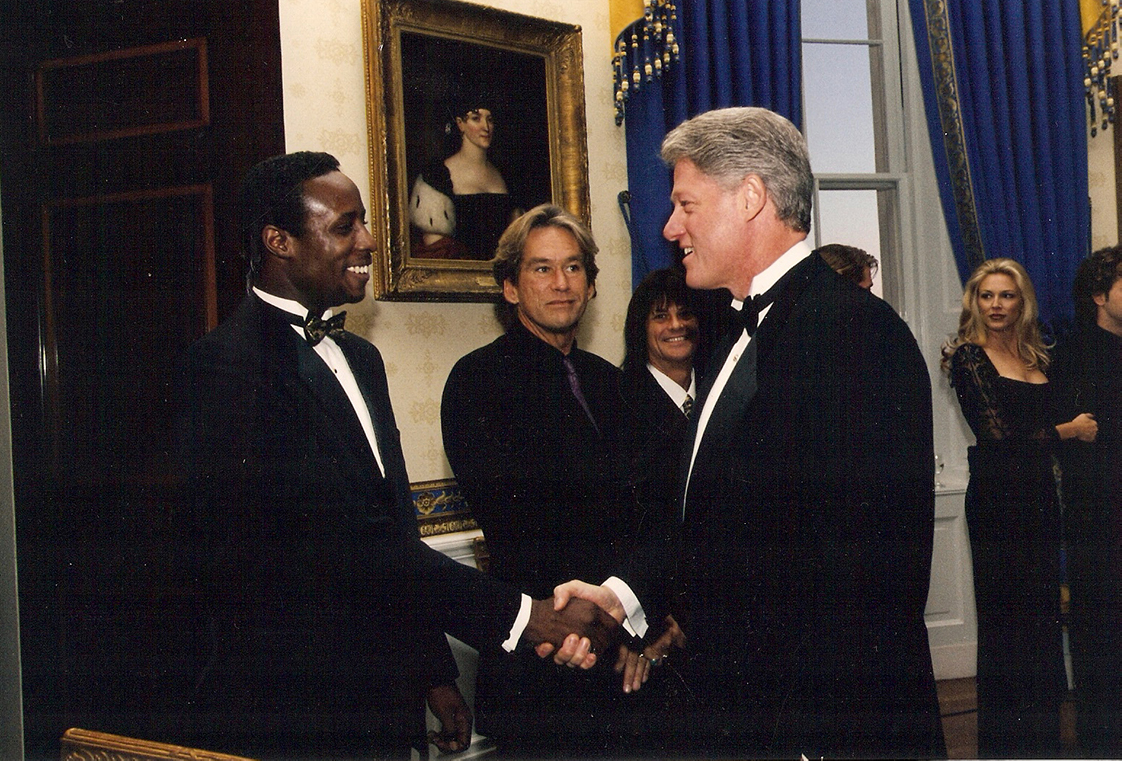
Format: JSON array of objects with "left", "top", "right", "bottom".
[{"left": 949, "top": 343, "right": 1012, "bottom": 441}]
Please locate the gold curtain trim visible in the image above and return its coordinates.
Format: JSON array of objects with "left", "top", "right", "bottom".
[
  {"left": 921, "top": 0, "right": 985, "bottom": 271},
  {"left": 1081, "top": 0, "right": 1118, "bottom": 135},
  {"left": 611, "top": 0, "right": 645, "bottom": 44},
  {"left": 611, "top": 0, "right": 679, "bottom": 125}
]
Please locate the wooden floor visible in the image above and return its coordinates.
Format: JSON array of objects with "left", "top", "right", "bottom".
[
  {"left": 937, "top": 679, "right": 1079, "bottom": 759},
  {"left": 938, "top": 678, "right": 980, "bottom": 759}
]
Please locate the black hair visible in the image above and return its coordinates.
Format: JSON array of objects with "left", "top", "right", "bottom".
[
  {"left": 622, "top": 268, "right": 696, "bottom": 373},
  {"left": 814, "top": 243, "right": 878, "bottom": 286},
  {"left": 1073, "top": 245, "right": 1122, "bottom": 327},
  {"left": 240, "top": 151, "right": 341, "bottom": 287},
  {"left": 442, "top": 82, "right": 504, "bottom": 156}
]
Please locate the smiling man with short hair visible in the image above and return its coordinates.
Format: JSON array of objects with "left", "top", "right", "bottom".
[{"left": 174, "top": 159, "right": 618, "bottom": 760}]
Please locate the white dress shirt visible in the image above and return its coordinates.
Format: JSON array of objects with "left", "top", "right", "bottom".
[{"left": 647, "top": 364, "right": 696, "bottom": 411}]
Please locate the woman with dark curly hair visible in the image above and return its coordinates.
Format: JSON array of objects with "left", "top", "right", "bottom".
[{"left": 943, "top": 258, "right": 1097, "bottom": 758}]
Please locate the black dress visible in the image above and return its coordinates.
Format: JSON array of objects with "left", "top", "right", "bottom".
[
  {"left": 413, "top": 162, "right": 517, "bottom": 260},
  {"left": 451, "top": 192, "right": 517, "bottom": 259},
  {"left": 949, "top": 343, "right": 1066, "bottom": 758}
]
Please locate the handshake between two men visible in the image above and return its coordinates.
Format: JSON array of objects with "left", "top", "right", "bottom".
[{"left": 524, "top": 579, "right": 685, "bottom": 694}]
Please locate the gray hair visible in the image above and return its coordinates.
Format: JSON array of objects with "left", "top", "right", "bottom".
[{"left": 660, "top": 107, "right": 813, "bottom": 233}]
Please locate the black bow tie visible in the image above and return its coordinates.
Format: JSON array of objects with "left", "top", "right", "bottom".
[
  {"left": 730, "top": 269, "right": 794, "bottom": 337},
  {"left": 303, "top": 311, "right": 347, "bottom": 346},
  {"left": 730, "top": 292, "right": 774, "bottom": 337}
]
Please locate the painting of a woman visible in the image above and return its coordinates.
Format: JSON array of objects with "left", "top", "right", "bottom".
[
  {"left": 410, "top": 89, "right": 522, "bottom": 260},
  {"left": 401, "top": 32, "right": 550, "bottom": 262}
]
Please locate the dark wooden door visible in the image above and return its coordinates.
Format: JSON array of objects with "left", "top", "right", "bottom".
[{"left": 0, "top": 1, "right": 284, "bottom": 754}]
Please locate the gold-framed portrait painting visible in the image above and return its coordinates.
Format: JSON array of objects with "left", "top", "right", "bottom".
[{"left": 362, "top": 0, "right": 590, "bottom": 301}]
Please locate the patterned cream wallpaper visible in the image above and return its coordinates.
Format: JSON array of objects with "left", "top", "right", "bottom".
[
  {"left": 1087, "top": 127, "right": 1118, "bottom": 251},
  {"left": 278, "top": 0, "right": 632, "bottom": 482}
]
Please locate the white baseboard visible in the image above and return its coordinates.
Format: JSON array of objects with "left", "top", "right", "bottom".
[{"left": 930, "top": 641, "right": 977, "bottom": 681}]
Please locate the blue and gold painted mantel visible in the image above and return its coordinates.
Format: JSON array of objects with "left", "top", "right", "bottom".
[{"left": 411, "top": 478, "right": 478, "bottom": 537}]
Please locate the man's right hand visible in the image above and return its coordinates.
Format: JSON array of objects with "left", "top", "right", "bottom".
[
  {"left": 523, "top": 596, "right": 619, "bottom": 669},
  {"left": 552, "top": 579, "right": 626, "bottom": 622},
  {"left": 533, "top": 580, "right": 627, "bottom": 668}
]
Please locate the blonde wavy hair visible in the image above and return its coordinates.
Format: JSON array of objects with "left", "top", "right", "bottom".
[{"left": 941, "top": 258, "right": 1051, "bottom": 372}]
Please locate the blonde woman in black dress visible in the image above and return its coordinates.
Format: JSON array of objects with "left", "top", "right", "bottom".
[{"left": 943, "top": 258, "right": 1097, "bottom": 758}]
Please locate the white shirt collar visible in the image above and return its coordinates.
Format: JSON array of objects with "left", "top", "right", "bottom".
[
  {"left": 730, "top": 239, "right": 812, "bottom": 309},
  {"left": 646, "top": 364, "right": 696, "bottom": 408},
  {"left": 252, "top": 286, "right": 334, "bottom": 321}
]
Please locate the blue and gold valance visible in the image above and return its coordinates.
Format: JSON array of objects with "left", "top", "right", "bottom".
[
  {"left": 611, "top": 0, "right": 680, "bottom": 125},
  {"left": 1081, "top": 0, "right": 1119, "bottom": 135}
]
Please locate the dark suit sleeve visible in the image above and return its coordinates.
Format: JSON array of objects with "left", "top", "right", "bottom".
[
  {"left": 1049, "top": 339, "right": 1078, "bottom": 423},
  {"left": 592, "top": 372, "right": 689, "bottom": 638},
  {"left": 735, "top": 281, "right": 941, "bottom": 756},
  {"left": 855, "top": 302, "right": 936, "bottom": 618},
  {"left": 730, "top": 299, "right": 923, "bottom": 622},
  {"left": 781, "top": 291, "right": 934, "bottom": 629},
  {"left": 800, "top": 288, "right": 941, "bottom": 756}
]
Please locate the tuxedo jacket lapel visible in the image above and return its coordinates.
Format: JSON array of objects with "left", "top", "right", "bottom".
[
  {"left": 680, "top": 325, "right": 739, "bottom": 467},
  {"left": 677, "top": 330, "right": 734, "bottom": 509},
  {"left": 677, "top": 336, "right": 758, "bottom": 520},
  {"left": 262, "top": 310, "right": 382, "bottom": 496},
  {"left": 752, "top": 253, "right": 821, "bottom": 363},
  {"left": 678, "top": 253, "right": 822, "bottom": 522},
  {"left": 334, "top": 333, "right": 401, "bottom": 479},
  {"left": 705, "top": 336, "right": 758, "bottom": 436},
  {"left": 295, "top": 343, "right": 369, "bottom": 448},
  {"left": 334, "top": 331, "right": 417, "bottom": 527},
  {"left": 681, "top": 337, "right": 758, "bottom": 522}
]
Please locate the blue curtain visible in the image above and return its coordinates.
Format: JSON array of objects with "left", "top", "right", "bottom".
[
  {"left": 909, "top": 0, "right": 1089, "bottom": 331},
  {"left": 623, "top": 1, "right": 802, "bottom": 286}
]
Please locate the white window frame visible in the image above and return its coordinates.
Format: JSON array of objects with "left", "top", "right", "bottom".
[{"left": 802, "top": 0, "right": 914, "bottom": 316}]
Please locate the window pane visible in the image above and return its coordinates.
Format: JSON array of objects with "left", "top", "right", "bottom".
[
  {"left": 802, "top": 0, "right": 871, "bottom": 40},
  {"left": 815, "top": 189, "right": 883, "bottom": 296},
  {"left": 802, "top": 42, "right": 877, "bottom": 173}
]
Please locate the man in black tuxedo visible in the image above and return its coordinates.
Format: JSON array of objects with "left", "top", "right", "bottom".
[
  {"left": 1052, "top": 246, "right": 1122, "bottom": 755},
  {"left": 617, "top": 269, "right": 703, "bottom": 647},
  {"left": 553, "top": 108, "right": 945, "bottom": 758},
  {"left": 619, "top": 267, "right": 700, "bottom": 521},
  {"left": 174, "top": 152, "right": 617, "bottom": 759}
]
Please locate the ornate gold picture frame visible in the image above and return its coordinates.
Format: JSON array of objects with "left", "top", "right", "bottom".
[{"left": 361, "top": 0, "right": 590, "bottom": 301}]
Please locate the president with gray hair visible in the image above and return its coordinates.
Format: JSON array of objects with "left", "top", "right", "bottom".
[{"left": 553, "top": 107, "right": 945, "bottom": 759}]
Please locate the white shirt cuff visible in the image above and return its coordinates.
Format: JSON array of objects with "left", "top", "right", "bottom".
[
  {"left": 504, "top": 593, "right": 533, "bottom": 652},
  {"left": 603, "top": 576, "right": 648, "bottom": 638}
]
